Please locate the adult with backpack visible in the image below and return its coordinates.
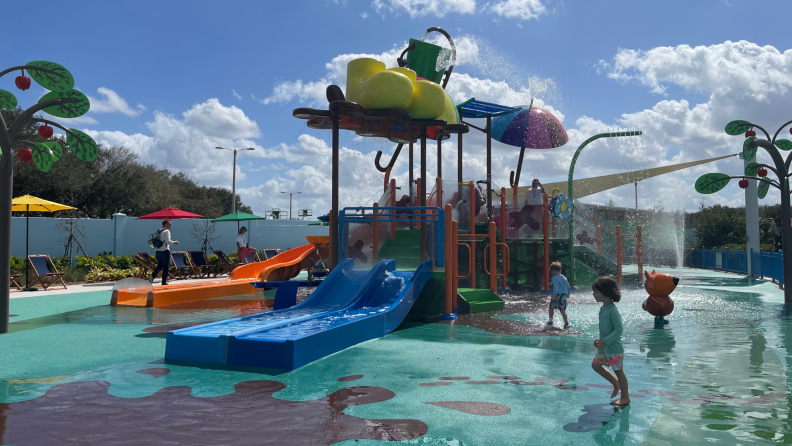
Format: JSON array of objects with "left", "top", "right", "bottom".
[{"left": 148, "top": 219, "right": 179, "bottom": 285}]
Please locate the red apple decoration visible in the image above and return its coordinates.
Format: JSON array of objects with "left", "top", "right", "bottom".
[
  {"left": 758, "top": 168, "right": 768, "bottom": 178},
  {"left": 38, "top": 125, "right": 53, "bottom": 139},
  {"left": 17, "top": 148, "right": 33, "bottom": 162},
  {"left": 739, "top": 179, "right": 749, "bottom": 189},
  {"left": 745, "top": 130, "right": 756, "bottom": 138},
  {"left": 15, "top": 75, "right": 31, "bottom": 91}
]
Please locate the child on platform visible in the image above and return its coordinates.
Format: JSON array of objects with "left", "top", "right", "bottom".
[
  {"left": 591, "top": 276, "right": 630, "bottom": 406},
  {"left": 547, "top": 261, "right": 570, "bottom": 329}
]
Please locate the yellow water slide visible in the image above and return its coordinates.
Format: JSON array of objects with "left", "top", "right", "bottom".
[{"left": 112, "top": 244, "right": 320, "bottom": 307}]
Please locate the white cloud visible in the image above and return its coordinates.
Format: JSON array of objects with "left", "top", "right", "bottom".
[
  {"left": 232, "top": 89, "right": 243, "bottom": 100},
  {"left": 489, "top": 0, "right": 547, "bottom": 21},
  {"left": 361, "top": 12, "right": 368, "bottom": 18},
  {"left": 372, "top": 0, "right": 476, "bottom": 17},
  {"left": 87, "top": 87, "right": 144, "bottom": 117},
  {"left": 84, "top": 98, "right": 262, "bottom": 188},
  {"left": 182, "top": 98, "right": 260, "bottom": 139}
]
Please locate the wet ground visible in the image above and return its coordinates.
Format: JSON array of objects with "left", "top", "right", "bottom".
[{"left": 2, "top": 267, "right": 792, "bottom": 445}]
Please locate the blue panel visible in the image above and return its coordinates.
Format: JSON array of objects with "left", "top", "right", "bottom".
[{"left": 165, "top": 259, "right": 434, "bottom": 370}]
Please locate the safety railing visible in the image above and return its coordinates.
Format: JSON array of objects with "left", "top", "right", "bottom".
[
  {"left": 688, "top": 248, "right": 783, "bottom": 287},
  {"left": 338, "top": 206, "right": 444, "bottom": 268}
]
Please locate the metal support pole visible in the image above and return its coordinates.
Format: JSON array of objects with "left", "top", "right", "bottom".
[
  {"left": 390, "top": 178, "right": 396, "bottom": 239},
  {"left": 637, "top": 225, "right": 643, "bottom": 286},
  {"left": 634, "top": 181, "right": 638, "bottom": 210},
  {"left": 543, "top": 194, "right": 550, "bottom": 292},
  {"left": 500, "top": 187, "right": 507, "bottom": 292},
  {"left": 469, "top": 181, "right": 476, "bottom": 288},
  {"left": 330, "top": 115, "right": 339, "bottom": 270},
  {"left": 437, "top": 137, "right": 442, "bottom": 178},
  {"left": 372, "top": 203, "right": 379, "bottom": 263},
  {"left": 232, "top": 150, "right": 237, "bottom": 213},
  {"left": 420, "top": 132, "right": 427, "bottom": 261},
  {"left": 441, "top": 204, "right": 457, "bottom": 320},
  {"left": 452, "top": 220, "right": 459, "bottom": 311},
  {"left": 409, "top": 142, "right": 414, "bottom": 205},
  {"left": 457, "top": 134, "right": 463, "bottom": 183},
  {"left": 486, "top": 114, "right": 492, "bottom": 222},
  {"left": 489, "top": 221, "right": 497, "bottom": 293}
]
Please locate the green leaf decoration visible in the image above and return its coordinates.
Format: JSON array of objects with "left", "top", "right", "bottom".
[
  {"left": 743, "top": 136, "right": 757, "bottom": 161},
  {"left": 758, "top": 178, "right": 771, "bottom": 199},
  {"left": 67, "top": 128, "right": 98, "bottom": 162},
  {"left": 725, "top": 120, "right": 752, "bottom": 135},
  {"left": 775, "top": 139, "right": 792, "bottom": 151},
  {"left": 0, "top": 89, "right": 17, "bottom": 109},
  {"left": 32, "top": 142, "right": 54, "bottom": 172},
  {"left": 39, "top": 89, "right": 90, "bottom": 118},
  {"left": 43, "top": 141, "right": 63, "bottom": 162},
  {"left": 744, "top": 162, "right": 761, "bottom": 177},
  {"left": 26, "top": 61, "right": 74, "bottom": 92},
  {"left": 695, "top": 173, "right": 731, "bottom": 194}
]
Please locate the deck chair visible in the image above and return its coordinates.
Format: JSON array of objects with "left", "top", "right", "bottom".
[
  {"left": 10, "top": 274, "right": 22, "bottom": 291},
  {"left": 188, "top": 251, "right": 215, "bottom": 278},
  {"left": 131, "top": 255, "right": 154, "bottom": 279},
  {"left": 213, "top": 250, "right": 242, "bottom": 276},
  {"left": 244, "top": 250, "right": 262, "bottom": 264},
  {"left": 170, "top": 252, "right": 193, "bottom": 279},
  {"left": 139, "top": 252, "right": 157, "bottom": 266},
  {"left": 27, "top": 255, "right": 67, "bottom": 290},
  {"left": 261, "top": 249, "right": 281, "bottom": 260}
]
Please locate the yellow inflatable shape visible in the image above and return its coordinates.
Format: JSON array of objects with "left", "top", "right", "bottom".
[
  {"left": 408, "top": 80, "right": 446, "bottom": 119},
  {"left": 346, "top": 58, "right": 413, "bottom": 111},
  {"left": 437, "top": 90, "right": 459, "bottom": 125},
  {"left": 345, "top": 57, "right": 450, "bottom": 120}
]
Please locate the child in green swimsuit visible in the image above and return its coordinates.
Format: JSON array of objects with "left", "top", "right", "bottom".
[{"left": 591, "top": 276, "right": 630, "bottom": 406}]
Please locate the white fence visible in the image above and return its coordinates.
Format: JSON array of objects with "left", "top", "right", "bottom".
[{"left": 11, "top": 213, "right": 328, "bottom": 258}]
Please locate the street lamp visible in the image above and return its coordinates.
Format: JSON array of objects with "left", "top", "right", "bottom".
[
  {"left": 216, "top": 146, "right": 255, "bottom": 212},
  {"left": 281, "top": 191, "right": 301, "bottom": 220}
]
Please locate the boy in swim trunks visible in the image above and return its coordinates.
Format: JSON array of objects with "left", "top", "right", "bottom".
[{"left": 547, "top": 260, "right": 570, "bottom": 329}]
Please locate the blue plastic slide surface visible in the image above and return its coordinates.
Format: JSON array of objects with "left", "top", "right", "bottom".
[{"left": 165, "top": 259, "right": 433, "bottom": 370}]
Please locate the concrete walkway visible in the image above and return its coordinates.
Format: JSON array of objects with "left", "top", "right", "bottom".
[{"left": 9, "top": 275, "right": 231, "bottom": 298}]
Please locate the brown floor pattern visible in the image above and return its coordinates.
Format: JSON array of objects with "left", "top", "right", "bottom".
[
  {"left": 0, "top": 380, "right": 427, "bottom": 445},
  {"left": 136, "top": 368, "right": 170, "bottom": 378},
  {"left": 424, "top": 401, "right": 511, "bottom": 416}
]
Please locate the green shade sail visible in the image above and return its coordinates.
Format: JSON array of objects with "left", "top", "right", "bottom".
[{"left": 211, "top": 210, "right": 266, "bottom": 222}]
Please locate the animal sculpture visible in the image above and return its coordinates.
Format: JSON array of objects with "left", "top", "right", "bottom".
[{"left": 642, "top": 270, "right": 679, "bottom": 325}]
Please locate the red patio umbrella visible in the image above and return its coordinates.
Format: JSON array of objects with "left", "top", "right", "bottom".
[{"left": 137, "top": 207, "right": 204, "bottom": 220}]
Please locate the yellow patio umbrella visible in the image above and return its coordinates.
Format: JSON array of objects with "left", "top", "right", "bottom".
[{"left": 12, "top": 195, "right": 75, "bottom": 291}]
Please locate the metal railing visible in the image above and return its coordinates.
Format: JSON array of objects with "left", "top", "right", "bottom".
[
  {"left": 338, "top": 206, "right": 444, "bottom": 267},
  {"left": 687, "top": 248, "right": 784, "bottom": 287}
]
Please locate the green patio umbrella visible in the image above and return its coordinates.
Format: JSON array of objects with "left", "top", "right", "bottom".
[{"left": 211, "top": 210, "right": 266, "bottom": 232}]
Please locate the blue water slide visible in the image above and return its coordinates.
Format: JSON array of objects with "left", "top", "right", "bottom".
[{"left": 165, "top": 259, "right": 433, "bottom": 370}]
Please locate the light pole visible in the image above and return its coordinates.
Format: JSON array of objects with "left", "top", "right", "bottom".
[
  {"left": 281, "top": 191, "right": 301, "bottom": 220},
  {"left": 216, "top": 146, "right": 255, "bottom": 212}
]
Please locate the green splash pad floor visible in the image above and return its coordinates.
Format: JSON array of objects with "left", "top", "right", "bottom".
[{"left": 2, "top": 268, "right": 792, "bottom": 445}]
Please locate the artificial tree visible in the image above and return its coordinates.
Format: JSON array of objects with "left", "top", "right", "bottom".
[
  {"left": 695, "top": 119, "right": 792, "bottom": 302},
  {"left": 0, "top": 61, "right": 99, "bottom": 333}
]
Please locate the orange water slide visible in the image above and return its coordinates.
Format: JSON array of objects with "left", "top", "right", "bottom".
[{"left": 112, "top": 244, "right": 320, "bottom": 307}]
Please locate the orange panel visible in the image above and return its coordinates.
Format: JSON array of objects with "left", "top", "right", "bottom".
[{"left": 114, "top": 244, "right": 319, "bottom": 308}]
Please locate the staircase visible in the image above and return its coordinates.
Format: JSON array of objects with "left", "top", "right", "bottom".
[{"left": 378, "top": 229, "right": 423, "bottom": 270}]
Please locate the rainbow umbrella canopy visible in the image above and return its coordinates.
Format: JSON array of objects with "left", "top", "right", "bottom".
[
  {"left": 492, "top": 104, "right": 568, "bottom": 149},
  {"left": 492, "top": 102, "right": 568, "bottom": 189}
]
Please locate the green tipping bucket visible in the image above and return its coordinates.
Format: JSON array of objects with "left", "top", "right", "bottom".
[{"left": 404, "top": 38, "right": 447, "bottom": 84}]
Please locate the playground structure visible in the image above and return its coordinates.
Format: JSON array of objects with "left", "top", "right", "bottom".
[{"left": 161, "top": 27, "right": 739, "bottom": 370}]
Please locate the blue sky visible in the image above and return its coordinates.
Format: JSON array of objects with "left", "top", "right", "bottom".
[{"left": 4, "top": 0, "right": 792, "bottom": 215}]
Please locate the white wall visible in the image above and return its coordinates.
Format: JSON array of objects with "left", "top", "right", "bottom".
[{"left": 11, "top": 214, "right": 328, "bottom": 258}]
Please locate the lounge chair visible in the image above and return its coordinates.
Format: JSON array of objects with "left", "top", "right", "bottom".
[
  {"left": 27, "top": 255, "right": 67, "bottom": 290},
  {"left": 262, "top": 249, "right": 281, "bottom": 260},
  {"left": 10, "top": 274, "right": 22, "bottom": 291},
  {"left": 188, "top": 251, "right": 215, "bottom": 278},
  {"left": 245, "top": 250, "right": 262, "bottom": 264},
  {"left": 130, "top": 255, "right": 153, "bottom": 278},
  {"left": 170, "top": 252, "right": 193, "bottom": 280},
  {"left": 213, "top": 250, "right": 242, "bottom": 276}
]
